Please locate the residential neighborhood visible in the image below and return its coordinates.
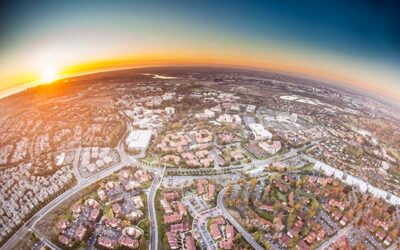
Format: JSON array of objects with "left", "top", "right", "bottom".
[{"left": 0, "top": 67, "right": 399, "bottom": 250}]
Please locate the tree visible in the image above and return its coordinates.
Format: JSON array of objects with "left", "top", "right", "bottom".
[
  {"left": 253, "top": 231, "right": 262, "bottom": 242},
  {"left": 234, "top": 233, "right": 242, "bottom": 241},
  {"left": 388, "top": 228, "right": 398, "bottom": 239},
  {"left": 250, "top": 178, "right": 258, "bottom": 190}
]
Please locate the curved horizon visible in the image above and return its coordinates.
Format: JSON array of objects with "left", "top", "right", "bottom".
[
  {"left": 1, "top": 1, "right": 400, "bottom": 102},
  {"left": 0, "top": 63, "right": 392, "bottom": 106}
]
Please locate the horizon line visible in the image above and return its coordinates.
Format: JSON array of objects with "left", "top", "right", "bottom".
[{"left": 1, "top": 63, "right": 398, "bottom": 106}]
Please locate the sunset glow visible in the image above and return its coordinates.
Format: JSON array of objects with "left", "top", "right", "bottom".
[
  {"left": 1, "top": 1, "right": 399, "bottom": 101},
  {"left": 1, "top": 2, "right": 400, "bottom": 249},
  {"left": 40, "top": 65, "right": 58, "bottom": 84}
]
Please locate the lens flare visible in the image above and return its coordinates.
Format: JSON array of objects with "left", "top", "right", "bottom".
[{"left": 41, "top": 65, "right": 58, "bottom": 83}]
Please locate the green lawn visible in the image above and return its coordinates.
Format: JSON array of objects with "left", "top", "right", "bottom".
[{"left": 255, "top": 208, "right": 274, "bottom": 222}]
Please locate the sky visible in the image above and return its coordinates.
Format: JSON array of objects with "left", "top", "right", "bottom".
[{"left": 1, "top": 0, "right": 400, "bottom": 101}]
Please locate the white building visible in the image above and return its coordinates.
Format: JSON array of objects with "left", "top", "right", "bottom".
[
  {"left": 95, "top": 159, "right": 105, "bottom": 168},
  {"left": 313, "top": 159, "right": 400, "bottom": 205},
  {"left": 104, "top": 156, "right": 113, "bottom": 164},
  {"left": 233, "top": 115, "right": 242, "bottom": 125},
  {"left": 259, "top": 141, "right": 281, "bottom": 154},
  {"left": 133, "top": 106, "right": 144, "bottom": 114},
  {"left": 230, "top": 104, "right": 241, "bottom": 112},
  {"left": 249, "top": 123, "right": 272, "bottom": 141},
  {"left": 381, "top": 161, "right": 390, "bottom": 170},
  {"left": 290, "top": 113, "right": 298, "bottom": 123},
  {"left": 165, "top": 107, "right": 175, "bottom": 115},
  {"left": 204, "top": 109, "right": 215, "bottom": 118},
  {"left": 217, "top": 114, "right": 233, "bottom": 124},
  {"left": 210, "top": 106, "right": 222, "bottom": 113},
  {"left": 246, "top": 105, "right": 256, "bottom": 113},
  {"left": 126, "top": 130, "right": 153, "bottom": 151},
  {"left": 162, "top": 92, "right": 175, "bottom": 100},
  {"left": 55, "top": 153, "right": 65, "bottom": 166},
  {"left": 390, "top": 195, "right": 400, "bottom": 205}
]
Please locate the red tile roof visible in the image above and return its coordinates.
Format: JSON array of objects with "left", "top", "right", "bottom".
[
  {"left": 176, "top": 201, "right": 187, "bottom": 215},
  {"left": 219, "top": 239, "right": 234, "bottom": 249},
  {"left": 97, "top": 236, "right": 115, "bottom": 249},
  {"left": 164, "top": 191, "right": 179, "bottom": 201},
  {"left": 119, "top": 235, "right": 139, "bottom": 249},
  {"left": 288, "top": 225, "right": 302, "bottom": 238},
  {"left": 185, "top": 235, "right": 196, "bottom": 250},
  {"left": 89, "top": 208, "right": 100, "bottom": 221},
  {"left": 226, "top": 225, "right": 235, "bottom": 239},
  {"left": 74, "top": 225, "right": 87, "bottom": 241},
  {"left": 164, "top": 213, "right": 183, "bottom": 224},
  {"left": 279, "top": 233, "right": 290, "bottom": 247},
  {"left": 166, "top": 232, "right": 179, "bottom": 249},
  {"left": 296, "top": 240, "right": 310, "bottom": 250},
  {"left": 212, "top": 216, "right": 225, "bottom": 225},
  {"left": 210, "top": 223, "right": 222, "bottom": 240},
  {"left": 170, "top": 222, "right": 189, "bottom": 233}
]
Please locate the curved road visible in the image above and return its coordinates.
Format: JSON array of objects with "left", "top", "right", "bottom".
[
  {"left": 148, "top": 166, "right": 165, "bottom": 250},
  {"left": 217, "top": 188, "right": 265, "bottom": 250},
  {"left": 1, "top": 159, "right": 131, "bottom": 250},
  {"left": 1, "top": 126, "right": 321, "bottom": 250},
  {"left": 1, "top": 111, "right": 133, "bottom": 250}
]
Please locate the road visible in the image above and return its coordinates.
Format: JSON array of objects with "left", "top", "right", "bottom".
[
  {"left": 72, "top": 146, "right": 82, "bottom": 182},
  {"left": 0, "top": 131, "right": 319, "bottom": 250},
  {"left": 148, "top": 166, "right": 166, "bottom": 250},
  {"left": 302, "top": 153, "right": 400, "bottom": 205},
  {"left": 137, "top": 140, "right": 322, "bottom": 177},
  {"left": 0, "top": 159, "right": 132, "bottom": 250},
  {"left": 315, "top": 224, "right": 353, "bottom": 250},
  {"left": 316, "top": 211, "right": 362, "bottom": 250},
  {"left": 1, "top": 111, "right": 154, "bottom": 250},
  {"left": 1, "top": 111, "right": 134, "bottom": 250},
  {"left": 31, "top": 228, "right": 61, "bottom": 250},
  {"left": 192, "top": 207, "right": 222, "bottom": 250},
  {"left": 139, "top": 145, "right": 307, "bottom": 177},
  {"left": 217, "top": 188, "right": 265, "bottom": 250}
]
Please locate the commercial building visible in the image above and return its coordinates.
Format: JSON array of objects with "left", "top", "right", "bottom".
[
  {"left": 126, "top": 130, "right": 152, "bottom": 151},
  {"left": 249, "top": 123, "right": 272, "bottom": 141},
  {"left": 259, "top": 141, "right": 282, "bottom": 154}
]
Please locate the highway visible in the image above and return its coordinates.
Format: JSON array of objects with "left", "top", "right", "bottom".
[{"left": 217, "top": 188, "right": 266, "bottom": 250}]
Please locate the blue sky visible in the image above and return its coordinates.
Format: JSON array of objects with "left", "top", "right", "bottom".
[{"left": 1, "top": 0, "right": 399, "bottom": 100}]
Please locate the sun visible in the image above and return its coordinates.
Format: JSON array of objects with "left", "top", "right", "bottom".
[{"left": 40, "top": 65, "right": 58, "bottom": 83}]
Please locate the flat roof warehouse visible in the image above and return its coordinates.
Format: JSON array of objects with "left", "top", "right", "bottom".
[{"left": 126, "top": 130, "right": 152, "bottom": 150}]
